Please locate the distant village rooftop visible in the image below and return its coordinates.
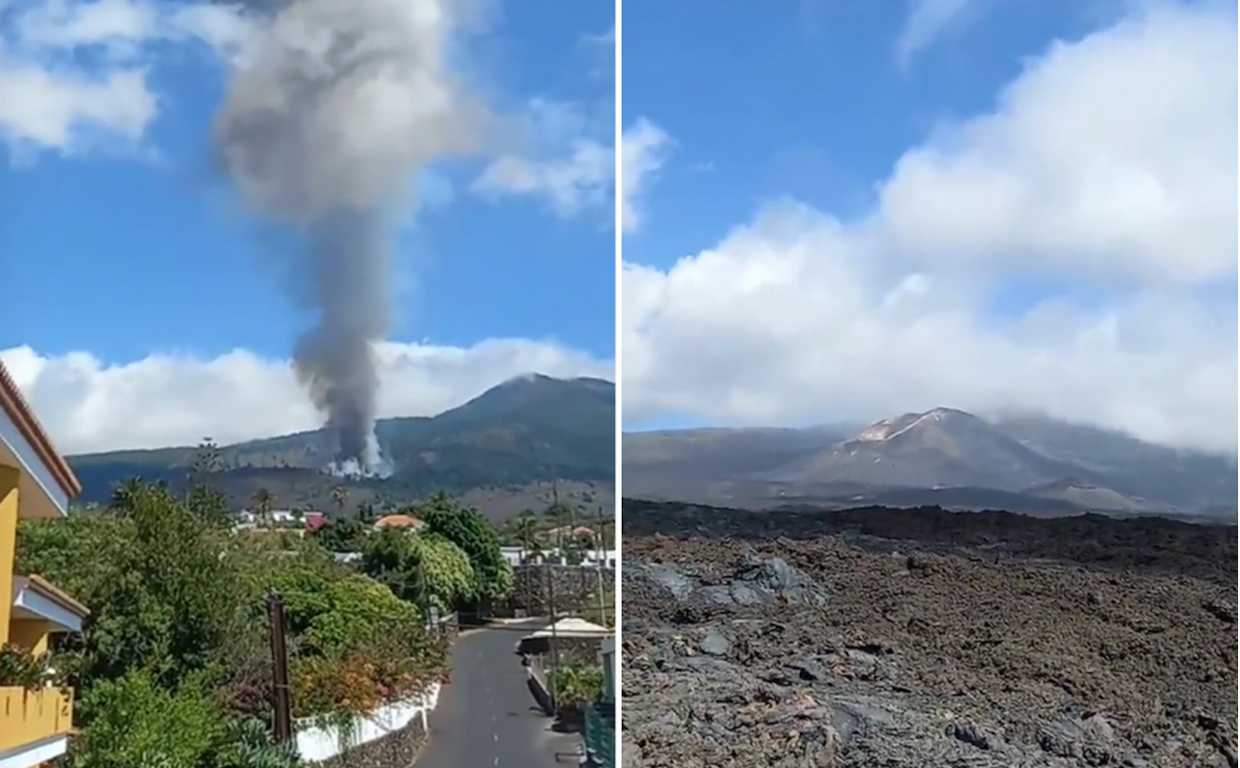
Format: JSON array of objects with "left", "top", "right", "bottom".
[{"left": 374, "top": 514, "right": 424, "bottom": 531}]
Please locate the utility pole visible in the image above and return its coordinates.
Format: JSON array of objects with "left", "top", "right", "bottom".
[
  {"left": 549, "top": 481, "right": 565, "bottom": 567},
  {"left": 522, "top": 522, "right": 530, "bottom": 566},
  {"left": 547, "top": 484, "right": 562, "bottom": 715},
  {"left": 267, "top": 591, "right": 293, "bottom": 744},
  {"left": 594, "top": 503, "right": 608, "bottom": 626},
  {"left": 546, "top": 557, "right": 561, "bottom": 715}
]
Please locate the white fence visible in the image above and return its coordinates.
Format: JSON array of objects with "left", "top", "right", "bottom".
[
  {"left": 294, "top": 683, "right": 442, "bottom": 763},
  {"left": 500, "top": 547, "right": 617, "bottom": 568}
]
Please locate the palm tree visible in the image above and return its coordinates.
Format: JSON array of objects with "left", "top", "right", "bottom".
[
  {"left": 514, "top": 511, "right": 541, "bottom": 562},
  {"left": 330, "top": 486, "right": 349, "bottom": 515},
  {"left": 250, "top": 487, "right": 273, "bottom": 527},
  {"left": 427, "top": 490, "right": 455, "bottom": 511},
  {"left": 109, "top": 477, "right": 145, "bottom": 513},
  {"left": 544, "top": 484, "right": 577, "bottom": 562},
  {"left": 525, "top": 537, "right": 546, "bottom": 565}
]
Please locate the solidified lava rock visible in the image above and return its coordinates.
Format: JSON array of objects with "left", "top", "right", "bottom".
[{"left": 621, "top": 501, "right": 1238, "bottom": 768}]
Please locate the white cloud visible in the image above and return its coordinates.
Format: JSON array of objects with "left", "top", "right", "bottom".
[
  {"left": 13, "top": 0, "right": 157, "bottom": 52},
  {"left": 894, "top": 0, "right": 978, "bottom": 67},
  {"left": 2, "top": 340, "right": 613, "bottom": 455},
  {"left": 620, "top": 118, "right": 673, "bottom": 233},
  {"left": 165, "top": 3, "right": 262, "bottom": 67},
  {"left": 0, "top": 0, "right": 254, "bottom": 157},
  {"left": 578, "top": 25, "right": 614, "bottom": 81},
  {"left": 880, "top": 4, "right": 1236, "bottom": 285},
  {"left": 473, "top": 142, "right": 613, "bottom": 217},
  {"left": 469, "top": 25, "right": 616, "bottom": 220},
  {"left": 0, "top": 63, "right": 156, "bottom": 151},
  {"left": 622, "top": 3, "right": 1237, "bottom": 453},
  {"left": 472, "top": 98, "right": 615, "bottom": 220}
]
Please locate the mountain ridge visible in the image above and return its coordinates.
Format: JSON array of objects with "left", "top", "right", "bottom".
[
  {"left": 69, "top": 373, "right": 616, "bottom": 518},
  {"left": 622, "top": 407, "right": 1236, "bottom": 519}
]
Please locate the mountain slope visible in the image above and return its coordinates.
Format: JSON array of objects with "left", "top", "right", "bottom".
[
  {"left": 770, "top": 408, "right": 1086, "bottom": 490},
  {"left": 621, "top": 409, "right": 1236, "bottom": 518},
  {"left": 623, "top": 425, "right": 853, "bottom": 476},
  {"left": 70, "top": 374, "right": 615, "bottom": 512},
  {"left": 991, "top": 414, "right": 1237, "bottom": 509}
]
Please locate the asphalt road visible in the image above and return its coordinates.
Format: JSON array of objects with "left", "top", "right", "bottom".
[{"left": 416, "top": 620, "right": 579, "bottom": 768}]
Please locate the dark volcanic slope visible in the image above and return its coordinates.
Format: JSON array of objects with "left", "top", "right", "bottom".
[
  {"left": 773, "top": 408, "right": 1082, "bottom": 491},
  {"left": 69, "top": 375, "right": 615, "bottom": 513},
  {"left": 621, "top": 499, "right": 1237, "bottom": 768},
  {"left": 621, "top": 410, "right": 1237, "bottom": 516}
]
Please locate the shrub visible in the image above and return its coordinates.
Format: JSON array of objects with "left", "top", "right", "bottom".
[
  {"left": 17, "top": 480, "right": 462, "bottom": 766},
  {"left": 271, "top": 563, "right": 420, "bottom": 657},
  {"left": 549, "top": 665, "right": 605, "bottom": 710},
  {"left": 73, "top": 671, "right": 223, "bottom": 768}
]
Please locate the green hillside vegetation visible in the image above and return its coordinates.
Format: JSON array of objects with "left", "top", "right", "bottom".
[{"left": 67, "top": 375, "right": 615, "bottom": 515}]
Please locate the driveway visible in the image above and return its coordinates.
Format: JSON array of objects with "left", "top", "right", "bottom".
[{"left": 416, "top": 620, "right": 580, "bottom": 768}]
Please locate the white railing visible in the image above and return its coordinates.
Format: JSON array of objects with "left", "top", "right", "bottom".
[
  {"left": 294, "top": 683, "right": 441, "bottom": 763},
  {"left": 500, "top": 548, "right": 617, "bottom": 568}
]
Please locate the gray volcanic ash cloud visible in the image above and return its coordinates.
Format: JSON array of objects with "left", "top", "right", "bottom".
[{"left": 211, "top": 0, "right": 486, "bottom": 474}]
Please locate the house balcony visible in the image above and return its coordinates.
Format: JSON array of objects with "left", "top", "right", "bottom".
[
  {"left": 0, "top": 576, "right": 86, "bottom": 768},
  {"left": 0, "top": 685, "right": 74, "bottom": 766},
  {"left": 0, "top": 361, "right": 87, "bottom": 768}
]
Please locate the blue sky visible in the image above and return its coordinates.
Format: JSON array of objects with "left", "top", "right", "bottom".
[
  {"left": 1, "top": 0, "right": 614, "bottom": 364},
  {"left": 623, "top": 0, "right": 1125, "bottom": 273},
  {"left": 619, "top": 0, "right": 1236, "bottom": 451},
  {"left": 0, "top": 0, "right": 616, "bottom": 453}
]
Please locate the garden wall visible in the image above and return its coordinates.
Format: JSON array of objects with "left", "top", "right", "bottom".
[
  {"left": 508, "top": 565, "right": 614, "bottom": 616},
  {"left": 296, "top": 684, "right": 441, "bottom": 766},
  {"left": 548, "top": 635, "right": 604, "bottom": 667}
]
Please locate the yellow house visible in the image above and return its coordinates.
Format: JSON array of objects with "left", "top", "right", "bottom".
[{"left": 0, "top": 362, "right": 89, "bottom": 768}]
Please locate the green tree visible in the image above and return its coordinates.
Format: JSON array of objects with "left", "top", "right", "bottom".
[
  {"left": 312, "top": 518, "right": 368, "bottom": 553},
  {"left": 189, "top": 438, "right": 223, "bottom": 492},
  {"left": 249, "top": 488, "right": 273, "bottom": 528},
  {"left": 419, "top": 493, "right": 513, "bottom": 602},
  {"left": 512, "top": 510, "right": 542, "bottom": 554},
  {"left": 177, "top": 438, "right": 233, "bottom": 526},
  {"left": 271, "top": 560, "right": 419, "bottom": 657},
  {"left": 330, "top": 486, "right": 349, "bottom": 514},
  {"left": 109, "top": 477, "right": 145, "bottom": 513},
  {"left": 185, "top": 483, "right": 232, "bottom": 527},
  {"left": 562, "top": 540, "right": 585, "bottom": 566},
  {"left": 20, "top": 484, "right": 251, "bottom": 691},
  {"left": 524, "top": 537, "right": 545, "bottom": 564},
  {"left": 360, "top": 530, "right": 476, "bottom": 612}
]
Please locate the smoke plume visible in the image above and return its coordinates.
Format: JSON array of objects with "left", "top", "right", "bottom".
[{"left": 211, "top": 0, "right": 484, "bottom": 474}]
